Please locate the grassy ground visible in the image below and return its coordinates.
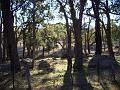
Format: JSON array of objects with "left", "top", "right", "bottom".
[
  {"left": 1, "top": 55, "right": 120, "bottom": 90},
  {"left": 31, "top": 58, "right": 67, "bottom": 90}
]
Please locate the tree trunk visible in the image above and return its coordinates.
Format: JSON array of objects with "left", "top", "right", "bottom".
[
  {"left": 0, "top": 18, "right": 2, "bottom": 63},
  {"left": 101, "top": 26, "right": 105, "bottom": 52},
  {"left": 69, "top": 0, "right": 86, "bottom": 71},
  {"left": 87, "top": 18, "right": 91, "bottom": 54},
  {"left": 2, "top": 41, "right": 6, "bottom": 62},
  {"left": 27, "top": 46, "right": 31, "bottom": 57},
  {"left": 64, "top": 12, "right": 72, "bottom": 72},
  {"left": 92, "top": 0, "right": 102, "bottom": 55},
  {"left": 91, "top": 0, "right": 102, "bottom": 81},
  {"left": 103, "top": 37, "right": 106, "bottom": 52},
  {"left": 42, "top": 46, "right": 45, "bottom": 58},
  {"left": 57, "top": 0, "right": 72, "bottom": 72},
  {"left": 119, "top": 37, "right": 120, "bottom": 53},
  {"left": 1, "top": 0, "right": 20, "bottom": 72},
  {"left": 31, "top": 0, "right": 36, "bottom": 69},
  {"left": 23, "top": 29, "right": 26, "bottom": 58},
  {"left": 21, "top": 61, "right": 32, "bottom": 90},
  {"left": 84, "top": 33, "right": 87, "bottom": 55},
  {"left": 105, "top": 0, "right": 114, "bottom": 58}
]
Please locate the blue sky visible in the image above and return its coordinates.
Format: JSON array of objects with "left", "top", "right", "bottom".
[
  {"left": 46, "top": 0, "right": 119, "bottom": 28},
  {"left": 14, "top": 0, "right": 119, "bottom": 29}
]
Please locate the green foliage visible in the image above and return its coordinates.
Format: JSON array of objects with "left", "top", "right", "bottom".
[
  {"left": 111, "top": 22, "right": 120, "bottom": 41},
  {"left": 36, "top": 23, "right": 66, "bottom": 51}
]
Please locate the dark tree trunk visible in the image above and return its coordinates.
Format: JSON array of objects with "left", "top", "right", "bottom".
[
  {"left": 92, "top": 0, "right": 102, "bottom": 55},
  {"left": 57, "top": 0, "right": 72, "bottom": 72},
  {"left": 2, "top": 41, "right": 6, "bottom": 62},
  {"left": 105, "top": 0, "right": 114, "bottom": 58},
  {"left": 1, "top": 0, "right": 20, "bottom": 72},
  {"left": 101, "top": 26, "right": 104, "bottom": 52},
  {"left": 27, "top": 46, "right": 31, "bottom": 57},
  {"left": 87, "top": 18, "right": 91, "bottom": 54},
  {"left": 83, "top": 18, "right": 87, "bottom": 55},
  {"left": 3, "top": 22, "right": 8, "bottom": 62},
  {"left": 42, "top": 46, "right": 45, "bottom": 58},
  {"left": 66, "top": 27, "right": 72, "bottom": 71},
  {"left": 52, "top": 41, "right": 55, "bottom": 53},
  {"left": 23, "top": 29, "right": 26, "bottom": 58},
  {"left": 91, "top": 0, "right": 102, "bottom": 81},
  {"left": 0, "top": 18, "right": 2, "bottom": 63},
  {"left": 31, "top": 0, "right": 36, "bottom": 69},
  {"left": 64, "top": 11, "right": 72, "bottom": 72},
  {"left": 104, "top": 38, "right": 106, "bottom": 52},
  {"left": 119, "top": 37, "right": 120, "bottom": 53},
  {"left": 22, "top": 18, "right": 27, "bottom": 59},
  {"left": 84, "top": 33, "right": 87, "bottom": 55},
  {"left": 69, "top": 0, "right": 86, "bottom": 71},
  {"left": 21, "top": 61, "right": 32, "bottom": 90}
]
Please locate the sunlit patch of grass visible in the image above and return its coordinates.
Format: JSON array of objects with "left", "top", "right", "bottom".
[
  {"left": 31, "top": 71, "right": 64, "bottom": 88},
  {"left": 48, "top": 71, "right": 64, "bottom": 78},
  {"left": 30, "top": 58, "right": 68, "bottom": 89},
  {"left": 54, "top": 65, "right": 67, "bottom": 72},
  {"left": 43, "top": 77, "right": 63, "bottom": 86},
  {"left": 53, "top": 60, "right": 67, "bottom": 71},
  {"left": 115, "top": 55, "right": 120, "bottom": 61},
  {"left": 31, "top": 70, "right": 43, "bottom": 76},
  {"left": 115, "top": 55, "right": 120, "bottom": 64}
]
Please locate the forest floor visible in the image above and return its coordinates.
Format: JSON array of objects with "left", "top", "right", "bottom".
[
  {"left": 1, "top": 54, "right": 120, "bottom": 90},
  {"left": 20, "top": 55, "right": 120, "bottom": 90}
]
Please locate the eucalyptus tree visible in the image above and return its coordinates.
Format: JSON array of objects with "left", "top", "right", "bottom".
[
  {"left": 56, "top": 0, "right": 72, "bottom": 71},
  {"left": 31, "top": 0, "right": 36, "bottom": 69},
  {"left": 69, "top": 0, "right": 87, "bottom": 71},
  {"left": 87, "top": 17, "right": 92, "bottom": 54},
  {"left": 111, "top": 21, "right": 120, "bottom": 53},
  {"left": 1, "top": 0, "right": 20, "bottom": 71},
  {"left": 0, "top": 8, "right": 2, "bottom": 63},
  {"left": 110, "top": 0, "right": 120, "bottom": 53},
  {"left": 13, "top": 0, "right": 53, "bottom": 58},
  {"left": 99, "top": 0, "right": 115, "bottom": 58},
  {"left": 85, "top": 0, "right": 115, "bottom": 57},
  {"left": 91, "top": 0, "right": 102, "bottom": 55},
  {"left": 110, "top": 0, "right": 120, "bottom": 17},
  {"left": 38, "top": 23, "right": 66, "bottom": 58}
]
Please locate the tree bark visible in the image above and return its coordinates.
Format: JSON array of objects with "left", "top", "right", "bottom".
[
  {"left": 2, "top": 40, "right": 6, "bottom": 62},
  {"left": 118, "top": 26, "right": 120, "bottom": 54},
  {"left": 69, "top": 0, "right": 86, "bottom": 71},
  {"left": 32, "top": 0, "right": 36, "bottom": 69},
  {"left": 0, "top": 17, "right": 2, "bottom": 63},
  {"left": 42, "top": 46, "right": 45, "bottom": 58},
  {"left": 64, "top": 9, "right": 72, "bottom": 72},
  {"left": 84, "top": 32, "right": 87, "bottom": 55},
  {"left": 27, "top": 46, "right": 31, "bottom": 57},
  {"left": 1, "top": 0, "right": 20, "bottom": 72},
  {"left": 105, "top": 0, "right": 114, "bottom": 58},
  {"left": 92, "top": 0, "right": 102, "bottom": 55},
  {"left": 87, "top": 18, "right": 91, "bottom": 54},
  {"left": 23, "top": 29, "right": 26, "bottom": 58},
  {"left": 57, "top": 0, "right": 72, "bottom": 72}
]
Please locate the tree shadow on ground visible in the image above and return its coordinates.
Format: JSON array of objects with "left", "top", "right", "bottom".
[
  {"left": 60, "top": 69, "right": 93, "bottom": 90},
  {"left": 0, "top": 61, "right": 33, "bottom": 90},
  {"left": 72, "top": 69, "right": 93, "bottom": 90},
  {"left": 88, "top": 55, "right": 120, "bottom": 90},
  {"left": 59, "top": 71, "right": 73, "bottom": 90}
]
